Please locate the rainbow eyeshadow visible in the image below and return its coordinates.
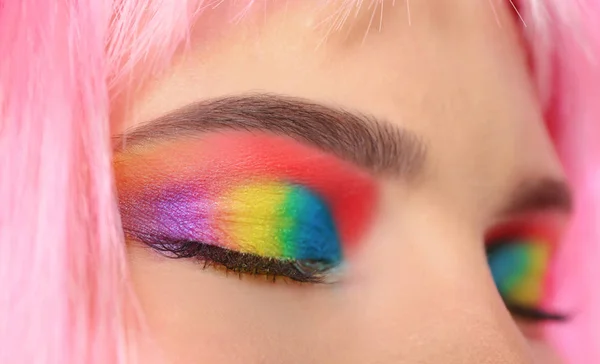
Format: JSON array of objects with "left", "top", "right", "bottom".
[
  {"left": 487, "top": 236, "right": 552, "bottom": 308},
  {"left": 224, "top": 182, "right": 340, "bottom": 261},
  {"left": 115, "top": 132, "right": 376, "bottom": 272}
]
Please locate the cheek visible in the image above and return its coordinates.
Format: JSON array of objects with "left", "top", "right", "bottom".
[
  {"left": 128, "top": 246, "right": 257, "bottom": 364},
  {"left": 528, "top": 339, "right": 564, "bottom": 364},
  {"left": 128, "top": 244, "right": 352, "bottom": 364}
]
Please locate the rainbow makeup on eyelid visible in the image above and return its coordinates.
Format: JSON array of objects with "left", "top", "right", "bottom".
[
  {"left": 487, "top": 224, "right": 557, "bottom": 308},
  {"left": 488, "top": 238, "right": 551, "bottom": 307},
  {"left": 115, "top": 132, "right": 376, "bottom": 267},
  {"left": 225, "top": 182, "right": 341, "bottom": 261}
]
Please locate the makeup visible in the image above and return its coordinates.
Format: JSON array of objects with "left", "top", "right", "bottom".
[
  {"left": 115, "top": 132, "right": 376, "bottom": 275},
  {"left": 487, "top": 237, "right": 551, "bottom": 307},
  {"left": 224, "top": 182, "right": 341, "bottom": 261},
  {"left": 486, "top": 219, "right": 566, "bottom": 320}
]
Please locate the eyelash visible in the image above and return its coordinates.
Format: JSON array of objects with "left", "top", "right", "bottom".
[
  {"left": 504, "top": 305, "right": 567, "bottom": 322},
  {"left": 147, "top": 239, "right": 336, "bottom": 284},
  {"left": 485, "top": 233, "right": 567, "bottom": 323}
]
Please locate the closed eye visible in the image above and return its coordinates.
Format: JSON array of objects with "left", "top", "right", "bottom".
[
  {"left": 115, "top": 132, "right": 378, "bottom": 287},
  {"left": 486, "top": 223, "right": 568, "bottom": 322},
  {"left": 121, "top": 179, "right": 347, "bottom": 284},
  {"left": 143, "top": 239, "right": 337, "bottom": 283}
]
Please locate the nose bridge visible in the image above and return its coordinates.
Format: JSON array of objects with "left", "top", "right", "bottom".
[{"left": 347, "top": 201, "right": 534, "bottom": 364}]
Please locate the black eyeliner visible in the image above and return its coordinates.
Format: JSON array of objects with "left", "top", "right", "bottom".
[
  {"left": 507, "top": 304, "right": 569, "bottom": 322},
  {"left": 148, "top": 239, "right": 330, "bottom": 283}
]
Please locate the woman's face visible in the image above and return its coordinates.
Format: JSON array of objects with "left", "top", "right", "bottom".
[{"left": 114, "top": 1, "right": 571, "bottom": 363}]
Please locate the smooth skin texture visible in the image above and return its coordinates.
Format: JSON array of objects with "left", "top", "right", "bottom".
[{"left": 116, "top": 1, "right": 567, "bottom": 363}]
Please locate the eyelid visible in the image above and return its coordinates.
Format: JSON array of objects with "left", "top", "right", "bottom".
[
  {"left": 116, "top": 133, "right": 380, "bottom": 286},
  {"left": 121, "top": 180, "right": 346, "bottom": 280},
  {"left": 485, "top": 218, "right": 566, "bottom": 322},
  {"left": 485, "top": 212, "right": 566, "bottom": 246},
  {"left": 115, "top": 132, "right": 378, "bottom": 254}
]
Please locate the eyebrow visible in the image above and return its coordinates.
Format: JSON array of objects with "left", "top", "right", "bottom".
[
  {"left": 116, "top": 94, "right": 427, "bottom": 177},
  {"left": 502, "top": 178, "right": 573, "bottom": 216}
]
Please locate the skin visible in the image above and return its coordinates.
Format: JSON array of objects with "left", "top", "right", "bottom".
[{"left": 115, "top": 1, "right": 567, "bottom": 363}]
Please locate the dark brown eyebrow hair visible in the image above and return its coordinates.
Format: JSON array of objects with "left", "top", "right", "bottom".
[
  {"left": 116, "top": 94, "right": 427, "bottom": 177},
  {"left": 502, "top": 178, "right": 573, "bottom": 216}
]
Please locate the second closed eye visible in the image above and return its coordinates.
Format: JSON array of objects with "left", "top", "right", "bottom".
[
  {"left": 486, "top": 219, "right": 568, "bottom": 322},
  {"left": 115, "top": 132, "right": 378, "bottom": 282}
]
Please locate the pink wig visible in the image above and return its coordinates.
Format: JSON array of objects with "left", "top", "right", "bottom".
[
  {"left": 532, "top": 0, "right": 600, "bottom": 362},
  {"left": 0, "top": 1, "right": 597, "bottom": 363}
]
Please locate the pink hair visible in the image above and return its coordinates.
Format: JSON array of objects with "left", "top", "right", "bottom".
[
  {"left": 532, "top": 0, "right": 600, "bottom": 362},
  {"left": 0, "top": 1, "right": 597, "bottom": 363}
]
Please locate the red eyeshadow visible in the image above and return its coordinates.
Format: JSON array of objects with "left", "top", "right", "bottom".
[
  {"left": 115, "top": 132, "right": 378, "bottom": 250},
  {"left": 485, "top": 214, "right": 564, "bottom": 249}
]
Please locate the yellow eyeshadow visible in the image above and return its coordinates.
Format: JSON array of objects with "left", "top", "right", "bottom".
[
  {"left": 223, "top": 182, "right": 292, "bottom": 257},
  {"left": 507, "top": 243, "right": 550, "bottom": 307}
]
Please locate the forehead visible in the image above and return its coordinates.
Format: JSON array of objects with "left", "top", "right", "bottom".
[
  {"left": 126, "top": 0, "right": 524, "bottom": 118},
  {"left": 116, "top": 0, "right": 563, "bottom": 219}
]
